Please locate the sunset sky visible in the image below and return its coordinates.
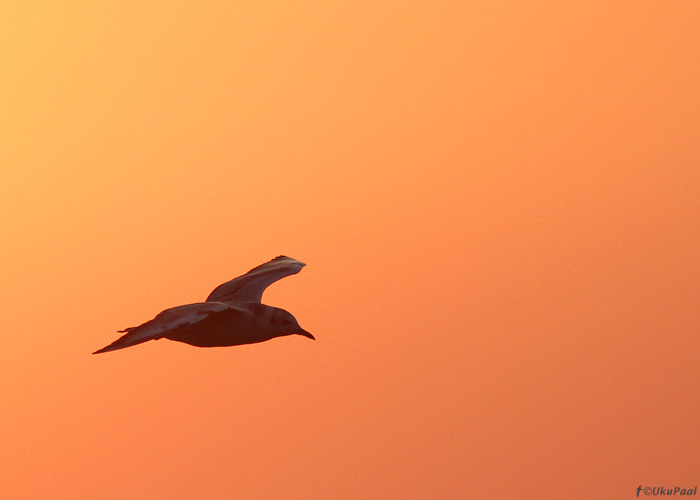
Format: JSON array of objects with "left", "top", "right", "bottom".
[{"left": 1, "top": 1, "right": 698, "bottom": 498}]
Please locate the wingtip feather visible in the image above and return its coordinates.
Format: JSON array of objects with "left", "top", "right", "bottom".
[{"left": 244, "top": 255, "right": 304, "bottom": 275}]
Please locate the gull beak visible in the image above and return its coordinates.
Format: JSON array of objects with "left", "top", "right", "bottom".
[{"left": 298, "top": 328, "right": 315, "bottom": 340}]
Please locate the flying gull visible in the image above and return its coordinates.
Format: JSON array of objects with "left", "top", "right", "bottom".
[{"left": 93, "top": 256, "right": 314, "bottom": 354}]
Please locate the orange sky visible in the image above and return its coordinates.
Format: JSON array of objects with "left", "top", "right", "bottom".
[{"left": 1, "top": 1, "right": 698, "bottom": 498}]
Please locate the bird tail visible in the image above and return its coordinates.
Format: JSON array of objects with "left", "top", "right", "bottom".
[{"left": 92, "top": 324, "right": 163, "bottom": 354}]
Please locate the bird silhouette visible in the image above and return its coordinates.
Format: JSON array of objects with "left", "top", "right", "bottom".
[{"left": 93, "top": 256, "right": 313, "bottom": 354}]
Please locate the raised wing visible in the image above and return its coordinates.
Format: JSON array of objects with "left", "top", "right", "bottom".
[
  {"left": 206, "top": 255, "right": 306, "bottom": 304},
  {"left": 92, "top": 302, "right": 232, "bottom": 354}
]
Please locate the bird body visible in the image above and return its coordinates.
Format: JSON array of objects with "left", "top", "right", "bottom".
[{"left": 93, "top": 256, "right": 313, "bottom": 354}]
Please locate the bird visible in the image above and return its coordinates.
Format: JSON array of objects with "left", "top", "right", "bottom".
[{"left": 93, "top": 256, "right": 314, "bottom": 354}]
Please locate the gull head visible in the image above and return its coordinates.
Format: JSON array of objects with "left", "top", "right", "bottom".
[{"left": 274, "top": 309, "right": 315, "bottom": 341}]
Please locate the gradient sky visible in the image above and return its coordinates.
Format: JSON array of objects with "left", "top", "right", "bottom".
[{"left": 1, "top": 1, "right": 699, "bottom": 499}]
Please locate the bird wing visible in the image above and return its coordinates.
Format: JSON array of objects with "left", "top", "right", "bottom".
[
  {"left": 205, "top": 255, "right": 306, "bottom": 304},
  {"left": 92, "top": 302, "right": 233, "bottom": 354}
]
